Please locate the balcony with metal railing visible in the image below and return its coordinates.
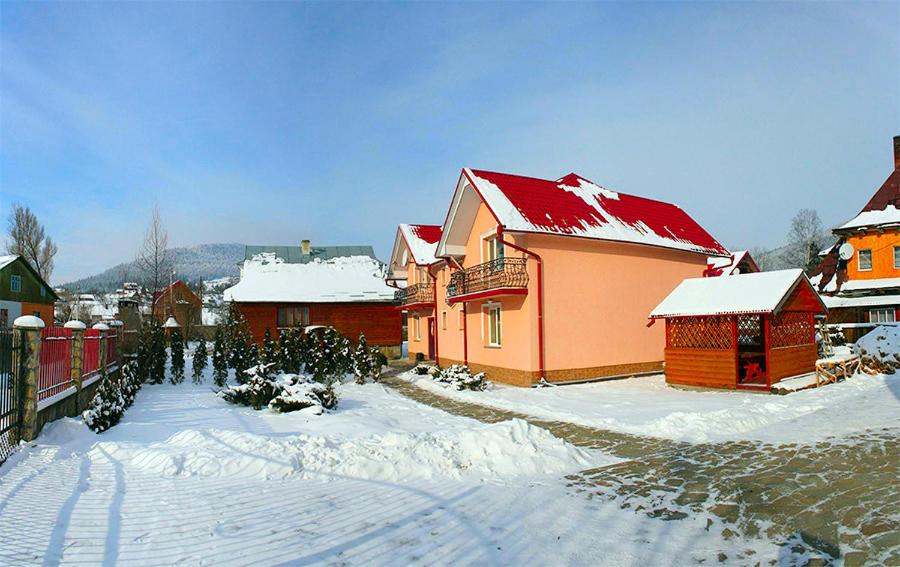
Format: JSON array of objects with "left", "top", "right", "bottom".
[
  {"left": 446, "top": 257, "right": 529, "bottom": 303},
  {"left": 393, "top": 281, "right": 435, "bottom": 310}
]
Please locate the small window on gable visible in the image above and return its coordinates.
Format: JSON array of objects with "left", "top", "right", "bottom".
[
  {"left": 10, "top": 274, "right": 21, "bottom": 293},
  {"left": 858, "top": 249, "right": 872, "bottom": 271}
]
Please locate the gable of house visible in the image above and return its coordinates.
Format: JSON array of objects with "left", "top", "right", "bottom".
[{"left": 0, "top": 255, "right": 59, "bottom": 304}]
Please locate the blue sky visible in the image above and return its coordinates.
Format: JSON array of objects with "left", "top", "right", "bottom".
[{"left": 1, "top": 2, "right": 898, "bottom": 284}]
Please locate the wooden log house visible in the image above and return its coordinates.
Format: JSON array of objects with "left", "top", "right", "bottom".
[{"left": 649, "top": 269, "right": 826, "bottom": 391}]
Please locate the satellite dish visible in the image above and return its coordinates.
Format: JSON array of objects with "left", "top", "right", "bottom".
[{"left": 838, "top": 243, "right": 855, "bottom": 261}]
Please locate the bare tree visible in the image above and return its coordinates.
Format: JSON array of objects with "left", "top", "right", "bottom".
[
  {"left": 6, "top": 204, "right": 58, "bottom": 280},
  {"left": 135, "top": 206, "right": 173, "bottom": 294},
  {"left": 780, "top": 209, "right": 828, "bottom": 273},
  {"left": 748, "top": 246, "right": 774, "bottom": 272}
]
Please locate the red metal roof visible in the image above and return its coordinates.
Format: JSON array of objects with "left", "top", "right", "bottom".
[
  {"left": 467, "top": 169, "right": 728, "bottom": 256},
  {"left": 408, "top": 224, "right": 442, "bottom": 245}
]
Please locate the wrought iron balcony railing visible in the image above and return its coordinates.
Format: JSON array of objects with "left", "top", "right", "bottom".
[
  {"left": 393, "top": 281, "right": 435, "bottom": 307},
  {"left": 446, "top": 257, "right": 528, "bottom": 300}
]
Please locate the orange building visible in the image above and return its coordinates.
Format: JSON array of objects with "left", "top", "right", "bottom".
[
  {"left": 811, "top": 136, "right": 900, "bottom": 340},
  {"left": 404, "top": 168, "right": 729, "bottom": 387},
  {"left": 386, "top": 224, "right": 442, "bottom": 362}
]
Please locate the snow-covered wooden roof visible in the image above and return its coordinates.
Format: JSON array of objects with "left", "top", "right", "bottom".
[
  {"left": 0, "top": 255, "right": 17, "bottom": 271},
  {"left": 399, "top": 224, "right": 442, "bottom": 265},
  {"left": 650, "top": 269, "right": 824, "bottom": 318},
  {"left": 705, "top": 250, "right": 759, "bottom": 276},
  {"left": 437, "top": 168, "right": 728, "bottom": 258},
  {"left": 224, "top": 254, "right": 394, "bottom": 303}
]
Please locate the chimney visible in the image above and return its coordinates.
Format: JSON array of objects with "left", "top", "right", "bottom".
[
  {"left": 301, "top": 239, "right": 311, "bottom": 255},
  {"left": 894, "top": 135, "right": 900, "bottom": 171}
]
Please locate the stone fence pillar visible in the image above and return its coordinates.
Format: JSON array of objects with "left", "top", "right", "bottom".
[
  {"left": 65, "top": 320, "right": 86, "bottom": 391},
  {"left": 109, "top": 320, "right": 124, "bottom": 364},
  {"left": 93, "top": 323, "right": 109, "bottom": 377},
  {"left": 14, "top": 315, "right": 44, "bottom": 442}
]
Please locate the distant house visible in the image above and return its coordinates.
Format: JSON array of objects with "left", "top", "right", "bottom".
[
  {"left": 386, "top": 224, "right": 443, "bottom": 362},
  {"left": 0, "top": 255, "right": 59, "bottom": 328},
  {"left": 224, "top": 243, "right": 401, "bottom": 355},
  {"left": 811, "top": 136, "right": 900, "bottom": 340},
  {"left": 152, "top": 280, "right": 202, "bottom": 333}
]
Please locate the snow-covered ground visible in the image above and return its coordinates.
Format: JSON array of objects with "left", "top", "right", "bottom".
[
  {"left": 1, "top": 364, "right": 783, "bottom": 566},
  {"left": 402, "top": 369, "right": 900, "bottom": 444}
]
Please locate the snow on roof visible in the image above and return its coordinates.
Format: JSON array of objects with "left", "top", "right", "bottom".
[
  {"left": 650, "top": 269, "right": 813, "bottom": 318},
  {"left": 224, "top": 254, "right": 395, "bottom": 304},
  {"left": 400, "top": 224, "right": 442, "bottom": 265},
  {"left": 705, "top": 250, "right": 758, "bottom": 276},
  {"left": 837, "top": 205, "right": 900, "bottom": 231},
  {"left": 0, "top": 255, "right": 17, "bottom": 270},
  {"left": 823, "top": 294, "right": 900, "bottom": 309},
  {"left": 202, "top": 308, "right": 221, "bottom": 326},
  {"left": 464, "top": 169, "right": 729, "bottom": 257},
  {"left": 838, "top": 276, "right": 900, "bottom": 292}
]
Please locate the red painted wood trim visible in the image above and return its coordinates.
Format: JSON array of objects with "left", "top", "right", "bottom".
[
  {"left": 732, "top": 316, "right": 739, "bottom": 387},
  {"left": 764, "top": 314, "right": 772, "bottom": 388}
]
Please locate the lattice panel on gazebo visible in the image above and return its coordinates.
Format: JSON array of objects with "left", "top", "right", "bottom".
[
  {"left": 737, "top": 315, "right": 763, "bottom": 347},
  {"left": 771, "top": 312, "right": 812, "bottom": 348},
  {"left": 668, "top": 316, "right": 734, "bottom": 350}
]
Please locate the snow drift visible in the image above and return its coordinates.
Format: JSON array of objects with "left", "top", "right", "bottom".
[{"left": 89, "top": 418, "right": 601, "bottom": 481}]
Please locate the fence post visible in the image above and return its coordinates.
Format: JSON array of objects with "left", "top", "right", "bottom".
[
  {"left": 65, "top": 320, "right": 86, "bottom": 392},
  {"left": 93, "top": 323, "right": 109, "bottom": 376},
  {"left": 14, "top": 315, "right": 44, "bottom": 442},
  {"left": 110, "top": 320, "right": 124, "bottom": 365}
]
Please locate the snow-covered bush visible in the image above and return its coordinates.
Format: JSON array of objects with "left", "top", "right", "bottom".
[
  {"left": 413, "top": 363, "right": 439, "bottom": 376},
  {"left": 370, "top": 346, "right": 386, "bottom": 382},
  {"left": 352, "top": 334, "right": 372, "bottom": 385},
  {"left": 192, "top": 340, "right": 208, "bottom": 384},
  {"left": 220, "top": 363, "right": 279, "bottom": 410},
  {"left": 169, "top": 329, "right": 185, "bottom": 384},
  {"left": 120, "top": 359, "right": 142, "bottom": 406},
  {"left": 261, "top": 328, "right": 280, "bottom": 371},
  {"left": 137, "top": 320, "right": 167, "bottom": 384},
  {"left": 854, "top": 326, "right": 900, "bottom": 375},
  {"left": 83, "top": 358, "right": 144, "bottom": 434},
  {"left": 268, "top": 375, "right": 339, "bottom": 413},
  {"left": 432, "top": 364, "right": 489, "bottom": 391},
  {"left": 279, "top": 328, "right": 301, "bottom": 374}
]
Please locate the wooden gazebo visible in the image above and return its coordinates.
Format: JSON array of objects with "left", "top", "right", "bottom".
[{"left": 650, "top": 269, "right": 826, "bottom": 391}]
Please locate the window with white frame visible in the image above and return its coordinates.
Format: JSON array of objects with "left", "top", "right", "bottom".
[
  {"left": 858, "top": 249, "right": 872, "bottom": 271},
  {"left": 416, "top": 267, "right": 427, "bottom": 284},
  {"left": 894, "top": 246, "right": 900, "bottom": 269},
  {"left": 414, "top": 316, "right": 421, "bottom": 341},
  {"left": 869, "top": 308, "right": 896, "bottom": 323},
  {"left": 441, "top": 311, "right": 447, "bottom": 330},
  {"left": 485, "top": 304, "right": 501, "bottom": 346},
  {"left": 10, "top": 274, "right": 21, "bottom": 293},
  {"left": 484, "top": 235, "right": 504, "bottom": 263}
]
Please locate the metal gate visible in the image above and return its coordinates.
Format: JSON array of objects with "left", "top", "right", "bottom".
[{"left": 0, "top": 328, "right": 25, "bottom": 464}]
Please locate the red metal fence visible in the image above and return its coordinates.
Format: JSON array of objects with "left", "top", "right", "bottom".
[
  {"left": 83, "top": 329, "right": 101, "bottom": 379},
  {"left": 39, "top": 327, "right": 74, "bottom": 401}
]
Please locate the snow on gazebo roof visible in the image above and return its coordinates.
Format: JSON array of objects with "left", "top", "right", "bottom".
[
  {"left": 650, "top": 269, "right": 824, "bottom": 318},
  {"left": 163, "top": 317, "right": 181, "bottom": 328},
  {"left": 438, "top": 168, "right": 729, "bottom": 257},
  {"left": 224, "top": 254, "right": 395, "bottom": 303}
]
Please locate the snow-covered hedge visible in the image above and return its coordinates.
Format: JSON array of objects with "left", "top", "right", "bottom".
[
  {"left": 417, "top": 364, "right": 489, "bottom": 391},
  {"left": 220, "top": 363, "right": 339, "bottom": 413},
  {"left": 855, "top": 325, "right": 900, "bottom": 375},
  {"left": 83, "top": 359, "right": 143, "bottom": 433}
]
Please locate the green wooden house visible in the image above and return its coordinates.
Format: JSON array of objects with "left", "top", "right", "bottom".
[{"left": 0, "top": 255, "right": 59, "bottom": 328}]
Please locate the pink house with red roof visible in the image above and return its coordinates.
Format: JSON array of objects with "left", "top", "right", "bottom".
[
  {"left": 393, "top": 167, "right": 728, "bottom": 387},
  {"left": 386, "top": 224, "right": 444, "bottom": 362}
]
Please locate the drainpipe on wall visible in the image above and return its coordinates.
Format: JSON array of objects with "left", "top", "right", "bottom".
[
  {"left": 497, "top": 226, "right": 546, "bottom": 384},
  {"left": 427, "top": 262, "right": 440, "bottom": 366},
  {"left": 448, "top": 257, "right": 468, "bottom": 367}
]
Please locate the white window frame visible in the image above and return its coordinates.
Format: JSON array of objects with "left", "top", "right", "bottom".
[
  {"left": 441, "top": 311, "right": 447, "bottom": 330},
  {"left": 10, "top": 274, "right": 21, "bottom": 293},
  {"left": 414, "top": 315, "right": 421, "bottom": 341},
  {"left": 482, "top": 303, "right": 502, "bottom": 347},
  {"left": 858, "top": 248, "right": 872, "bottom": 272},
  {"left": 869, "top": 308, "right": 896, "bottom": 324},
  {"left": 894, "top": 246, "right": 900, "bottom": 270}
]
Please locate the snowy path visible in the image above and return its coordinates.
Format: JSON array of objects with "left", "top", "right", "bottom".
[
  {"left": 0, "top": 378, "right": 784, "bottom": 566},
  {"left": 385, "top": 376, "right": 900, "bottom": 565}
]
